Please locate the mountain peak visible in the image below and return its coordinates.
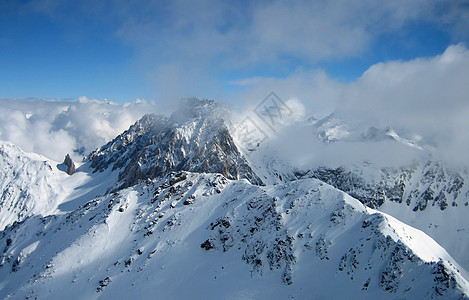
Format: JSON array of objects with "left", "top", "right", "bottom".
[{"left": 89, "top": 99, "right": 262, "bottom": 189}]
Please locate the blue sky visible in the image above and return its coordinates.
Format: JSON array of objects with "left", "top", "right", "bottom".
[{"left": 1, "top": 0, "right": 468, "bottom": 103}]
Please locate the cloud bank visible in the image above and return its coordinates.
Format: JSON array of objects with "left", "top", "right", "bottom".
[
  {"left": 234, "top": 44, "right": 469, "bottom": 168},
  {"left": 0, "top": 97, "right": 156, "bottom": 162}
]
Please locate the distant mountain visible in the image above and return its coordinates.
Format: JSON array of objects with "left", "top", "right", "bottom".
[{"left": 313, "top": 113, "right": 422, "bottom": 148}]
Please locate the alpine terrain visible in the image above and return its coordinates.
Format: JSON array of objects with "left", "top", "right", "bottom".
[{"left": 0, "top": 98, "right": 468, "bottom": 299}]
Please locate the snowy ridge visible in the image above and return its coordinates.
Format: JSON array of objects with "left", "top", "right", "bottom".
[{"left": 0, "top": 173, "right": 467, "bottom": 298}]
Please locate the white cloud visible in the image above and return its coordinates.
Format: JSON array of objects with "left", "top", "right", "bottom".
[
  {"left": 0, "top": 98, "right": 157, "bottom": 161},
  {"left": 266, "top": 125, "right": 424, "bottom": 169},
  {"left": 113, "top": 0, "right": 458, "bottom": 64},
  {"left": 338, "top": 44, "right": 469, "bottom": 163}
]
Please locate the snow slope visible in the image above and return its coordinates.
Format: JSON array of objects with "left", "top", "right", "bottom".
[
  {"left": 306, "top": 161, "right": 469, "bottom": 272},
  {"left": 0, "top": 141, "right": 121, "bottom": 231},
  {"left": 0, "top": 172, "right": 467, "bottom": 299}
]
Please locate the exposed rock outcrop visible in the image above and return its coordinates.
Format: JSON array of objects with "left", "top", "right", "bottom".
[{"left": 63, "top": 154, "right": 76, "bottom": 175}]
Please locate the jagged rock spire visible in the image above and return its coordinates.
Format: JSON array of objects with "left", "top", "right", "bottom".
[{"left": 63, "top": 154, "right": 76, "bottom": 175}]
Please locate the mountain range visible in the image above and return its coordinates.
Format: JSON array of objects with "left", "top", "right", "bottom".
[{"left": 0, "top": 98, "right": 468, "bottom": 299}]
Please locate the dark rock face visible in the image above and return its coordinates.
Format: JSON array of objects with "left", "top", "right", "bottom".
[
  {"left": 63, "top": 154, "right": 76, "bottom": 175},
  {"left": 89, "top": 98, "right": 263, "bottom": 189},
  {"left": 89, "top": 113, "right": 166, "bottom": 173}
]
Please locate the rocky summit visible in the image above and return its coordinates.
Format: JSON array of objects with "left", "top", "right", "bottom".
[{"left": 88, "top": 98, "right": 263, "bottom": 190}]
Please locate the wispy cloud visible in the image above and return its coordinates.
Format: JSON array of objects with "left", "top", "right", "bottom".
[
  {"left": 12, "top": 0, "right": 467, "bottom": 100},
  {"left": 338, "top": 44, "right": 469, "bottom": 166}
]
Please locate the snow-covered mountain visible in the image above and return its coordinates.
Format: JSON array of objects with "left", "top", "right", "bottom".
[
  {"left": 0, "top": 142, "right": 66, "bottom": 229},
  {"left": 312, "top": 113, "right": 422, "bottom": 148},
  {"left": 0, "top": 98, "right": 468, "bottom": 298}
]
